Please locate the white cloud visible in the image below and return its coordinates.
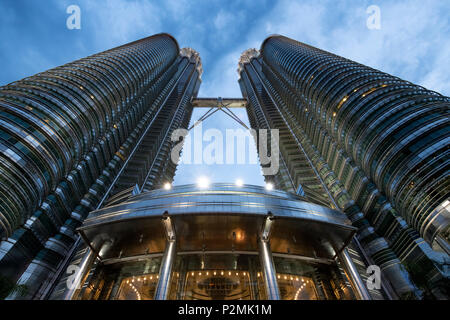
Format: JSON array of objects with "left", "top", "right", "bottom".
[
  {"left": 52, "top": 0, "right": 450, "bottom": 96},
  {"left": 80, "top": 0, "right": 163, "bottom": 48},
  {"left": 199, "top": 49, "right": 242, "bottom": 97},
  {"left": 420, "top": 41, "right": 450, "bottom": 94},
  {"left": 214, "top": 9, "right": 233, "bottom": 30},
  {"left": 229, "top": 0, "right": 450, "bottom": 96}
]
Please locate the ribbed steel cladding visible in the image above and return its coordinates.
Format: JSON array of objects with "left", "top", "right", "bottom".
[
  {"left": 239, "top": 69, "right": 293, "bottom": 193},
  {"left": 0, "top": 34, "right": 178, "bottom": 238},
  {"left": 238, "top": 35, "right": 449, "bottom": 298},
  {"left": 241, "top": 62, "right": 337, "bottom": 207},
  {"left": 239, "top": 56, "right": 414, "bottom": 298},
  {"left": 259, "top": 36, "right": 449, "bottom": 246}
]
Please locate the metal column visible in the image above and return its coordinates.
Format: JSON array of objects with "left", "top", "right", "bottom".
[
  {"left": 337, "top": 248, "right": 372, "bottom": 300},
  {"left": 64, "top": 239, "right": 112, "bottom": 300},
  {"left": 258, "top": 214, "right": 280, "bottom": 300},
  {"left": 154, "top": 213, "right": 176, "bottom": 300}
]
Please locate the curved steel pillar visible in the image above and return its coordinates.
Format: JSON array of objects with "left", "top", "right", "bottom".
[
  {"left": 154, "top": 214, "right": 177, "bottom": 300},
  {"left": 64, "top": 239, "right": 112, "bottom": 300},
  {"left": 154, "top": 240, "right": 176, "bottom": 300},
  {"left": 63, "top": 247, "right": 95, "bottom": 300},
  {"left": 258, "top": 214, "right": 280, "bottom": 300},
  {"left": 337, "top": 248, "right": 372, "bottom": 300},
  {"left": 258, "top": 238, "right": 280, "bottom": 300}
]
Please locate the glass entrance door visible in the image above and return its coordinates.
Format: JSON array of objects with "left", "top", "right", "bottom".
[
  {"left": 87, "top": 252, "right": 354, "bottom": 300},
  {"left": 182, "top": 270, "right": 253, "bottom": 300}
]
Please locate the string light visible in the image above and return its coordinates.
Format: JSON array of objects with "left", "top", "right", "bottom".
[
  {"left": 294, "top": 287, "right": 302, "bottom": 300},
  {"left": 128, "top": 282, "right": 141, "bottom": 300}
]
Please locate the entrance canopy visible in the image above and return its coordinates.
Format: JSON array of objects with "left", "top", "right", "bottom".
[{"left": 78, "top": 184, "right": 356, "bottom": 263}]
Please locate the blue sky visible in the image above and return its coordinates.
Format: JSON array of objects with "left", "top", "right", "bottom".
[{"left": 1, "top": 0, "right": 449, "bottom": 187}]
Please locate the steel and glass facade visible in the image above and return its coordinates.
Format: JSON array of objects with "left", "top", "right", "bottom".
[
  {"left": 48, "top": 184, "right": 376, "bottom": 300},
  {"left": 0, "top": 34, "right": 201, "bottom": 299},
  {"left": 238, "top": 35, "right": 449, "bottom": 299},
  {"left": 0, "top": 33, "right": 448, "bottom": 300}
]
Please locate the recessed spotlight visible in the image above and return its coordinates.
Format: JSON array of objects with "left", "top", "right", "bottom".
[
  {"left": 265, "top": 182, "right": 274, "bottom": 191},
  {"left": 197, "top": 176, "right": 209, "bottom": 188},
  {"left": 163, "top": 182, "right": 172, "bottom": 190}
]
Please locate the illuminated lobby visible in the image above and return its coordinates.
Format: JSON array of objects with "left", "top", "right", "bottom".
[{"left": 56, "top": 184, "right": 372, "bottom": 300}]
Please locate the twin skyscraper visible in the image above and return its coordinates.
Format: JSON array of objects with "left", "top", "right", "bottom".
[{"left": 0, "top": 33, "right": 448, "bottom": 300}]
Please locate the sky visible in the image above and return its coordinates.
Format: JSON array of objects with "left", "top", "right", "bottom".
[{"left": 1, "top": 0, "right": 449, "bottom": 187}]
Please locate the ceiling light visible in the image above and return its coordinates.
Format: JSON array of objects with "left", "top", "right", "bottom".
[
  {"left": 163, "top": 182, "right": 172, "bottom": 190},
  {"left": 265, "top": 182, "right": 274, "bottom": 191},
  {"left": 197, "top": 176, "right": 209, "bottom": 188}
]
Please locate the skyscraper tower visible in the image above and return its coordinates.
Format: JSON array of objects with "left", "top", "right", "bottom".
[
  {"left": 0, "top": 34, "right": 202, "bottom": 299},
  {"left": 0, "top": 33, "right": 448, "bottom": 301},
  {"left": 238, "top": 35, "right": 449, "bottom": 299}
]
